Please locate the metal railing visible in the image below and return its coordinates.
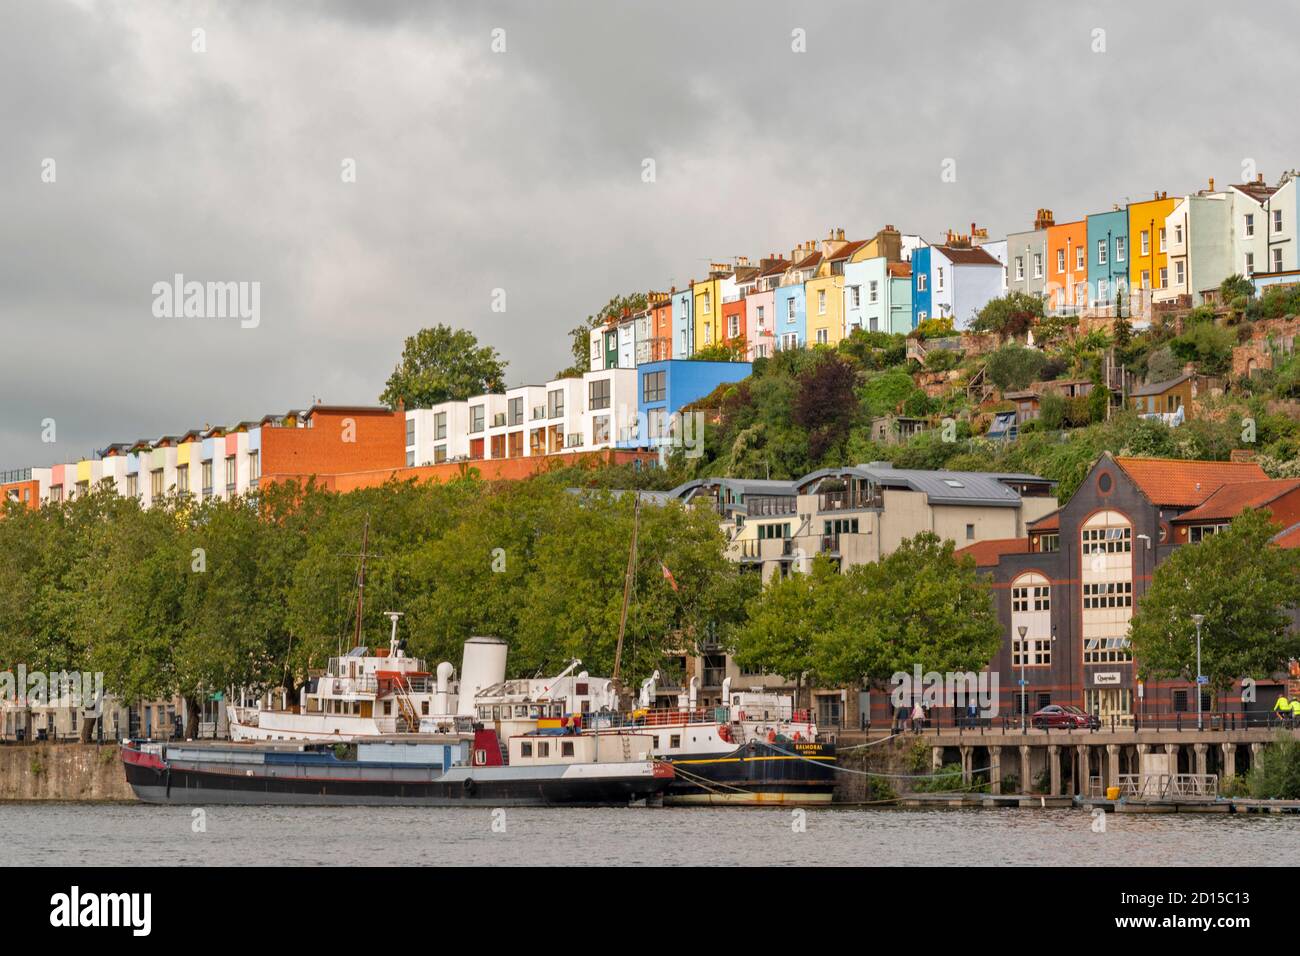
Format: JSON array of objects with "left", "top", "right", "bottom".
[
  {"left": 818, "top": 490, "right": 880, "bottom": 512},
  {"left": 0, "top": 468, "right": 33, "bottom": 484},
  {"left": 884, "top": 709, "right": 1290, "bottom": 735},
  {"left": 748, "top": 495, "right": 797, "bottom": 516},
  {"left": 1114, "top": 773, "right": 1218, "bottom": 801}
]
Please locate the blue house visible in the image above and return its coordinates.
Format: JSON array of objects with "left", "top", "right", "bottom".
[
  {"left": 773, "top": 283, "right": 805, "bottom": 350},
  {"left": 635, "top": 359, "right": 752, "bottom": 454},
  {"left": 1087, "top": 209, "right": 1129, "bottom": 313},
  {"left": 672, "top": 288, "right": 693, "bottom": 358},
  {"left": 911, "top": 246, "right": 932, "bottom": 325}
]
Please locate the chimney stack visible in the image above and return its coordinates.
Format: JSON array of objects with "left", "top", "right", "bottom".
[{"left": 1208, "top": 176, "right": 1215, "bottom": 192}]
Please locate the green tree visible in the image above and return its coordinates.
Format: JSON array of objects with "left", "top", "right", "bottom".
[
  {"left": 971, "top": 292, "right": 1045, "bottom": 340},
  {"left": 732, "top": 556, "right": 843, "bottom": 689},
  {"left": 556, "top": 292, "right": 648, "bottom": 378},
  {"left": 1128, "top": 509, "right": 1300, "bottom": 696},
  {"left": 1248, "top": 733, "right": 1300, "bottom": 799},
  {"left": 984, "top": 343, "right": 1047, "bottom": 391},
  {"left": 379, "top": 324, "right": 507, "bottom": 408}
]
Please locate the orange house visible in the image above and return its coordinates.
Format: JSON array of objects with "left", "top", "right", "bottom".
[
  {"left": 720, "top": 298, "right": 746, "bottom": 353},
  {"left": 649, "top": 292, "right": 673, "bottom": 361},
  {"left": 1046, "top": 218, "right": 1089, "bottom": 313}
]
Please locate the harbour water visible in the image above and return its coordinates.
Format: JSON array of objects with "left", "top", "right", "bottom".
[{"left": 2, "top": 804, "right": 1294, "bottom": 866}]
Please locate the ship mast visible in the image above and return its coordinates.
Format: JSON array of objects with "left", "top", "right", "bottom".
[
  {"left": 353, "top": 514, "right": 370, "bottom": 650},
  {"left": 612, "top": 492, "right": 639, "bottom": 692}
]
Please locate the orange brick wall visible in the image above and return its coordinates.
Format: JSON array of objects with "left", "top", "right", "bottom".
[
  {"left": 285, "top": 448, "right": 659, "bottom": 494},
  {"left": 262, "top": 409, "right": 405, "bottom": 482}
]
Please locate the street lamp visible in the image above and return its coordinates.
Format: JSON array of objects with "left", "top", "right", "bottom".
[
  {"left": 1018, "top": 624, "right": 1029, "bottom": 730},
  {"left": 1191, "top": 614, "right": 1205, "bottom": 730}
]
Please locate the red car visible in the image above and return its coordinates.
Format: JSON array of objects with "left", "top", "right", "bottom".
[{"left": 1030, "top": 704, "right": 1100, "bottom": 729}]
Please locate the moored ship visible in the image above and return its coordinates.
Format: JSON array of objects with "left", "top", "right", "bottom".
[{"left": 121, "top": 728, "right": 673, "bottom": 807}]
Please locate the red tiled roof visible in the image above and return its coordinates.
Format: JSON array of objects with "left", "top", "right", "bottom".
[
  {"left": 759, "top": 258, "right": 790, "bottom": 277},
  {"left": 1114, "top": 457, "right": 1269, "bottom": 508},
  {"left": 955, "top": 537, "right": 1030, "bottom": 567},
  {"left": 1173, "top": 479, "right": 1300, "bottom": 524},
  {"left": 937, "top": 246, "right": 1000, "bottom": 267},
  {"left": 794, "top": 252, "right": 823, "bottom": 270},
  {"left": 1028, "top": 510, "right": 1060, "bottom": 531},
  {"left": 1273, "top": 522, "right": 1300, "bottom": 549},
  {"left": 887, "top": 262, "right": 912, "bottom": 278},
  {"left": 828, "top": 239, "right": 868, "bottom": 261}
]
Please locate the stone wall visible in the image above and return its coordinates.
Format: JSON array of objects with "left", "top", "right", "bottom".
[{"left": 0, "top": 743, "right": 134, "bottom": 801}]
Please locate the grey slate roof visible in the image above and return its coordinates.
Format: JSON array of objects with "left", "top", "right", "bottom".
[
  {"left": 797, "top": 462, "right": 1053, "bottom": 507},
  {"left": 1131, "top": 372, "right": 1193, "bottom": 397}
]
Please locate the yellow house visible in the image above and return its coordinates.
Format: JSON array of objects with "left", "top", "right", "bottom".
[
  {"left": 806, "top": 233, "right": 867, "bottom": 347},
  {"left": 692, "top": 264, "right": 734, "bottom": 352},
  {"left": 1128, "top": 192, "right": 1176, "bottom": 319}
]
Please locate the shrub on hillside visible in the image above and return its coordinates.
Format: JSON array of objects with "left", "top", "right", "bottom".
[{"left": 984, "top": 344, "right": 1047, "bottom": 391}]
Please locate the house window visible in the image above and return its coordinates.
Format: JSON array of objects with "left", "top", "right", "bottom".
[
  {"left": 1083, "top": 581, "right": 1133, "bottom": 609},
  {"left": 1140, "top": 230, "right": 1150, "bottom": 255},
  {"left": 1174, "top": 223, "right": 1183, "bottom": 245},
  {"left": 936, "top": 267, "right": 945, "bottom": 291},
  {"left": 225, "top": 456, "right": 236, "bottom": 493},
  {"left": 916, "top": 311, "right": 927, "bottom": 322},
  {"left": 1175, "top": 261, "right": 1185, "bottom": 285},
  {"left": 1097, "top": 239, "right": 1107, "bottom": 265},
  {"left": 642, "top": 371, "right": 665, "bottom": 403},
  {"left": 1140, "top": 270, "right": 1150, "bottom": 289},
  {"left": 593, "top": 415, "right": 610, "bottom": 445},
  {"left": 1015, "top": 256, "right": 1024, "bottom": 280},
  {"left": 1098, "top": 278, "right": 1109, "bottom": 302},
  {"left": 851, "top": 285, "right": 861, "bottom": 308},
  {"left": 50, "top": 485, "right": 63, "bottom": 503},
  {"left": 1189, "top": 523, "right": 1229, "bottom": 543},
  {"left": 128, "top": 473, "right": 140, "bottom": 498},
  {"left": 176, "top": 464, "right": 189, "bottom": 494},
  {"left": 150, "top": 469, "right": 163, "bottom": 498},
  {"left": 248, "top": 451, "right": 259, "bottom": 483},
  {"left": 786, "top": 298, "right": 796, "bottom": 321},
  {"left": 406, "top": 450, "right": 415, "bottom": 466},
  {"left": 781, "top": 332, "right": 798, "bottom": 350},
  {"left": 434, "top": 411, "right": 447, "bottom": 440},
  {"left": 1272, "top": 248, "right": 1284, "bottom": 272},
  {"left": 702, "top": 291, "right": 711, "bottom": 314},
  {"left": 756, "top": 305, "right": 765, "bottom": 324},
  {"left": 815, "top": 695, "right": 842, "bottom": 728},
  {"left": 728, "top": 315, "right": 739, "bottom": 338},
  {"left": 405, "top": 418, "right": 415, "bottom": 446},
  {"left": 547, "top": 389, "right": 564, "bottom": 418},
  {"left": 1273, "top": 208, "right": 1283, "bottom": 233},
  {"left": 965, "top": 523, "right": 975, "bottom": 540},
  {"left": 1244, "top": 252, "right": 1254, "bottom": 276},
  {"left": 1158, "top": 227, "right": 1167, "bottom": 252},
  {"left": 1082, "top": 526, "right": 1132, "bottom": 553},
  {"left": 868, "top": 280, "right": 879, "bottom": 303},
  {"left": 1244, "top": 213, "right": 1254, "bottom": 238},
  {"left": 520, "top": 742, "right": 533, "bottom": 758},
  {"left": 815, "top": 328, "right": 828, "bottom": 344},
  {"left": 470, "top": 405, "right": 484, "bottom": 433},
  {"left": 1116, "top": 236, "right": 1125, "bottom": 261},
  {"left": 755, "top": 344, "right": 767, "bottom": 358},
  {"left": 1076, "top": 246, "right": 1085, "bottom": 270},
  {"left": 917, "top": 273, "right": 927, "bottom": 292},
  {"left": 1158, "top": 267, "right": 1168, "bottom": 289},
  {"left": 588, "top": 378, "right": 610, "bottom": 410},
  {"left": 1033, "top": 253, "right": 1043, "bottom": 278},
  {"left": 1056, "top": 249, "right": 1066, "bottom": 273},
  {"left": 200, "top": 462, "right": 211, "bottom": 496},
  {"left": 508, "top": 397, "right": 524, "bottom": 426},
  {"left": 681, "top": 330, "right": 688, "bottom": 353},
  {"left": 817, "top": 289, "right": 826, "bottom": 314}
]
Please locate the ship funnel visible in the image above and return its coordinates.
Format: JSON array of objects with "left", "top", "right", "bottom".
[
  {"left": 458, "top": 636, "right": 508, "bottom": 716},
  {"left": 688, "top": 675, "right": 699, "bottom": 710},
  {"left": 639, "top": 670, "right": 660, "bottom": 708},
  {"left": 435, "top": 661, "right": 456, "bottom": 714},
  {"left": 721, "top": 676, "right": 732, "bottom": 712}
]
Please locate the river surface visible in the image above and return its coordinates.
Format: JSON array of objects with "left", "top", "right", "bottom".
[{"left": 1, "top": 804, "right": 1294, "bottom": 866}]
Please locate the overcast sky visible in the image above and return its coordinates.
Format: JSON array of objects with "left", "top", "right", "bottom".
[{"left": 4, "top": 0, "right": 1299, "bottom": 469}]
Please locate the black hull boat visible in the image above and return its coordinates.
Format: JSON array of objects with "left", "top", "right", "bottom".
[
  {"left": 660, "top": 738, "right": 837, "bottom": 805},
  {"left": 121, "top": 736, "right": 673, "bottom": 808}
]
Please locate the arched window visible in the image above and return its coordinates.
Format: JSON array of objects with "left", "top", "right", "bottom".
[{"left": 1010, "top": 572, "right": 1051, "bottom": 667}]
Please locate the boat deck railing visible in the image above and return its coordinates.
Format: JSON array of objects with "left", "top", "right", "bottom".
[{"left": 583, "top": 707, "right": 813, "bottom": 730}]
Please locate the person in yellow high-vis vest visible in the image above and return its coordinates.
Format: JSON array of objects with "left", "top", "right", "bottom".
[{"left": 1275, "top": 696, "right": 1292, "bottom": 724}]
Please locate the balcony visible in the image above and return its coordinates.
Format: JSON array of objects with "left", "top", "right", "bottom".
[
  {"left": 531, "top": 405, "right": 546, "bottom": 421},
  {"left": 818, "top": 489, "right": 880, "bottom": 512},
  {"left": 820, "top": 533, "right": 841, "bottom": 554},
  {"left": 0, "top": 467, "right": 33, "bottom": 484},
  {"left": 747, "top": 495, "right": 796, "bottom": 517}
]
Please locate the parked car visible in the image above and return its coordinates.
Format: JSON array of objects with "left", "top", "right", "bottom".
[{"left": 1030, "top": 704, "right": 1100, "bottom": 729}]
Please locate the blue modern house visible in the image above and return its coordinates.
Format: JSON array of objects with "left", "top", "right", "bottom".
[
  {"left": 1087, "top": 208, "right": 1129, "bottom": 313},
  {"left": 634, "top": 359, "right": 752, "bottom": 454}
]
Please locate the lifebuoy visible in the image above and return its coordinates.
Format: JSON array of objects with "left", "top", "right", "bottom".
[{"left": 718, "top": 725, "right": 732, "bottom": 743}]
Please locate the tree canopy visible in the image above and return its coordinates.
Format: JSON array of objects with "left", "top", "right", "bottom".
[
  {"left": 1128, "top": 508, "right": 1300, "bottom": 693},
  {"left": 379, "top": 324, "right": 507, "bottom": 408}
]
